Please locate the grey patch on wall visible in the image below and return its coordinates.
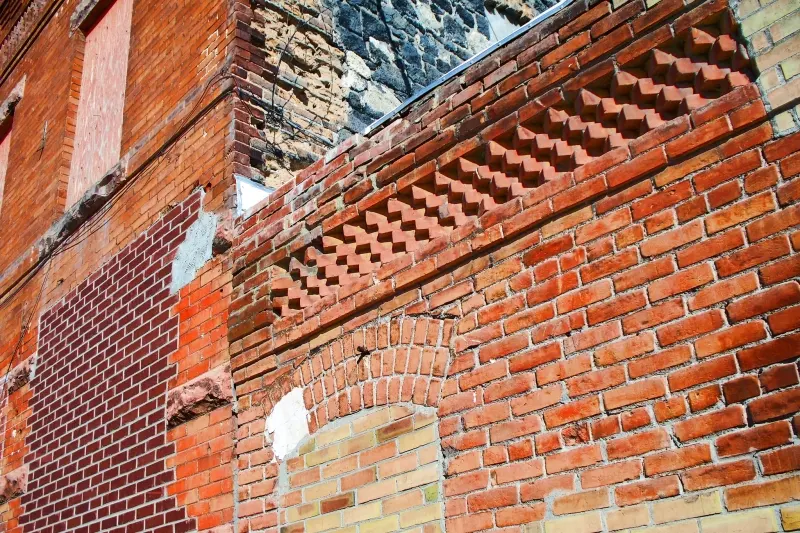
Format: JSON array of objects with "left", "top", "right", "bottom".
[{"left": 170, "top": 206, "right": 217, "bottom": 294}]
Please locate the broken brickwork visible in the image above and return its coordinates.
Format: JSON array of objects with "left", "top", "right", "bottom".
[{"left": 0, "top": 0, "right": 799, "bottom": 531}]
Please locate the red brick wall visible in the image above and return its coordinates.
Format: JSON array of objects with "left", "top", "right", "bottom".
[
  {"left": 229, "top": 0, "right": 800, "bottom": 530},
  {"left": 20, "top": 192, "right": 203, "bottom": 533},
  {"left": 0, "top": 0, "right": 234, "bottom": 275}
]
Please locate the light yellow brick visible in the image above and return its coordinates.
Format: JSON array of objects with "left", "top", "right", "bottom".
[
  {"left": 738, "top": 0, "right": 762, "bottom": 18},
  {"left": 768, "top": 73, "right": 800, "bottom": 108},
  {"left": 399, "top": 503, "right": 443, "bottom": 528},
  {"left": 756, "top": 33, "right": 800, "bottom": 70},
  {"left": 360, "top": 515, "right": 400, "bottom": 533},
  {"left": 781, "top": 54, "right": 800, "bottom": 79},
  {"left": 631, "top": 520, "right": 699, "bottom": 533},
  {"left": 769, "top": 9, "right": 800, "bottom": 42},
  {"left": 775, "top": 110, "right": 797, "bottom": 133},
  {"left": 306, "top": 510, "right": 342, "bottom": 533},
  {"left": 343, "top": 501, "right": 381, "bottom": 524},
  {"left": 357, "top": 478, "right": 396, "bottom": 503},
  {"left": 304, "top": 480, "right": 338, "bottom": 501},
  {"left": 743, "top": 0, "right": 797, "bottom": 35},
  {"left": 390, "top": 405, "right": 414, "bottom": 420},
  {"left": 523, "top": 523, "right": 544, "bottom": 533},
  {"left": 399, "top": 426, "right": 436, "bottom": 453},
  {"left": 544, "top": 512, "right": 603, "bottom": 533},
  {"left": 783, "top": 505, "right": 800, "bottom": 530},
  {"left": 760, "top": 66, "right": 782, "bottom": 91},
  {"left": 353, "top": 409, "right": 390, "bottom": 433},
  {"left": 607, "top": 504, "right": 650, "bottom": 531},
  {"left": 418, "top": 444, "right": 438, "bottom": 466},
  {"left": 396, "top": 463, "right": 439, "bottom": 491},
  {"left": 298, "top": 438, "right": 315, "bottom": 455},
  {"left": 286, "top": 500, "right": 320, "bottom": 522},
  {"left": 646, "top": 0, "right": 661, "bottom": 7},
  {"left": 331, "top": 527, "right": 357, "bottom": 533},
  {"left": 413, "top": 410, "right": 436, "bottom": 429},
  {"left": 316, "top": 424, "right": 352, "bottom": 447},
  {"left": 751, "top": 30, "right": 772, "bottom": 52},
  {"left": 339, "top": 432, "right": 376, "bottom": 457},
  {"left": 700, "top": 508, "right": 779, "bottom": 533},
  {"left": 612, "top": 0, "right": 630, "bottom": 7},
  {"left": 651, "top": 492, "right": 722, "bottom": 524},
  {"left": 306, "top": 444, "right": 340, "bottom": 467}
]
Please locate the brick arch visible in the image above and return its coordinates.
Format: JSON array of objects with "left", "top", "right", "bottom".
[{"left": 272, "top": 315, "right": 454, "bottom": 436}]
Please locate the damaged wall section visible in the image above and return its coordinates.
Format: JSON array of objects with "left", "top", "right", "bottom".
[{"left": 236, "top": 0, "right": 559, "bottom": 187}]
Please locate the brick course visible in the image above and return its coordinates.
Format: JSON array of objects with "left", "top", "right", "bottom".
[{"left": 0, "top": 0, "right": 798, "bottom": 530}]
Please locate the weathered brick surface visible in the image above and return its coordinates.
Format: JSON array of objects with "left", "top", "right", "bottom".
[
  {"left": 227, "top": 0, "right": 800, "bottom": 530},
  {"left": 1, "top": 0, "right": 799, "bottom": 530}
]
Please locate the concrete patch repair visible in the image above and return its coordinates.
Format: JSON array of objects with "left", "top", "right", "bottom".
[
  {"left": 265, "top": 388, "right": 310, "bottom": 461},
  {"left": 170, "top": 204, "right": 217, "bottom": 294}
]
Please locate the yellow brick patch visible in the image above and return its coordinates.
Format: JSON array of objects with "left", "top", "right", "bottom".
[
  {"left": 278, "top": 404, "right": 443, "bottom": 533},
  {"left": 700, "top": 508, "right": 779, "bottom": 533},
  {"left": 606, "top": 503, "right": 649, "bottom": 531},
  {"left": 543, "top": 511, "right": 603, "bottom": 533},
  {"left": 783, "top": 505, "right": 800, "bottom": 531},
  {"left": 651, "top": 492, "right": 722, "bottom": 524}
]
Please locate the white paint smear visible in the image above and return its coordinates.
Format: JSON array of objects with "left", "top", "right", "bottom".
[{"left": 266, "top": 388, "right": 310, "bottom": 460}]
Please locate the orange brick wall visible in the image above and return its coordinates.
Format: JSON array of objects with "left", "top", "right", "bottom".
[{"left": 229, "top": 0, "right": 800, "bottom": 530}]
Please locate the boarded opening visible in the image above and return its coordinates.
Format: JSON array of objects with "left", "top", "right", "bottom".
[{"left": 66, "top": 0, "right": 134, "bottom": 208}]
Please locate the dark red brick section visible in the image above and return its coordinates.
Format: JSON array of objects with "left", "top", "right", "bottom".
[{"left": 23, "top": 193, "right": 202, "bottom": 533}]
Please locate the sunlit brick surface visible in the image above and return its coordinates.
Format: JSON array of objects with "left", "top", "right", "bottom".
[{"left": 279, "top": 405, "right": 444, "bottom": 533}]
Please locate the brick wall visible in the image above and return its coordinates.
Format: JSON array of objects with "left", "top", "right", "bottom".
[
  {"left": 279, "top": 405, "right": 444, "bottom": 532},
  {"left": 734, "top": 0, "right": 800, "bottom": 135},
  {"left": 230, "top": 0, "right": 800, "bottom": 530},
  {"left": 233, "top": 0, "right": 560, "bottom": 188},
  {"left": 20, "top": 192, "right": 203, "bottom": 533}
]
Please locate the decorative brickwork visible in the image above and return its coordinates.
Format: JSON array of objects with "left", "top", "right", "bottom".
[
  {"left": 230, "top": 0, "right": 800, "bottom": 530},
  {"left": 278, "top": 405, "right": 444, "bottom": 533},
  {"left": 23, "top": 193, "right": 204, "bottom": 533}
]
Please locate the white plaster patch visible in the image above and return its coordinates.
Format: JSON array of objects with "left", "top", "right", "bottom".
[
  {"left": 170, "top": 209, "right": 217, "bottom": 294},
  {"left": 467, "top": 26, "right": 492, "bottom": 52},
  {"left": 369, "top": 37, "right": 395, "bottom": 62},
  {"left": 346, "top": 50, "right": 372, "bottom": 79},
  {"left": 236, "top": 175, "right": 273, "bottom": 216},
  {"left": 363, "top": 82, "right": 403, "bottom": 115},
  {"left": 266, "top": 388, "right": 310, "bottom": 461}
]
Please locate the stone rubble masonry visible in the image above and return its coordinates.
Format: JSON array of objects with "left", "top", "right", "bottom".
[
  {"left": 229, "top": 0, "right": 800, "bottom": 530},
  {"left": 278, "top": 404, "right": 444, "bottom": 533},
  {"left": 734, "top": 0, "right": 800, "bottom": 134},
  {"left": 3, "top": 355, "right": 34, "bottom": 396},
  {"left": 165, "top": 364, "right": 234, "bottom": 428},
  {"left": 0, "top": 466, "right": 27, "bottom": 506},
  {"left": 234, "top": 0, "right": 560, "bottom": 187}
]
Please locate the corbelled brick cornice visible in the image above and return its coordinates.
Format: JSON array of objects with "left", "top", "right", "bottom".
[{"left": 228, "top": 0, "right": 765, "bottom": 385}]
